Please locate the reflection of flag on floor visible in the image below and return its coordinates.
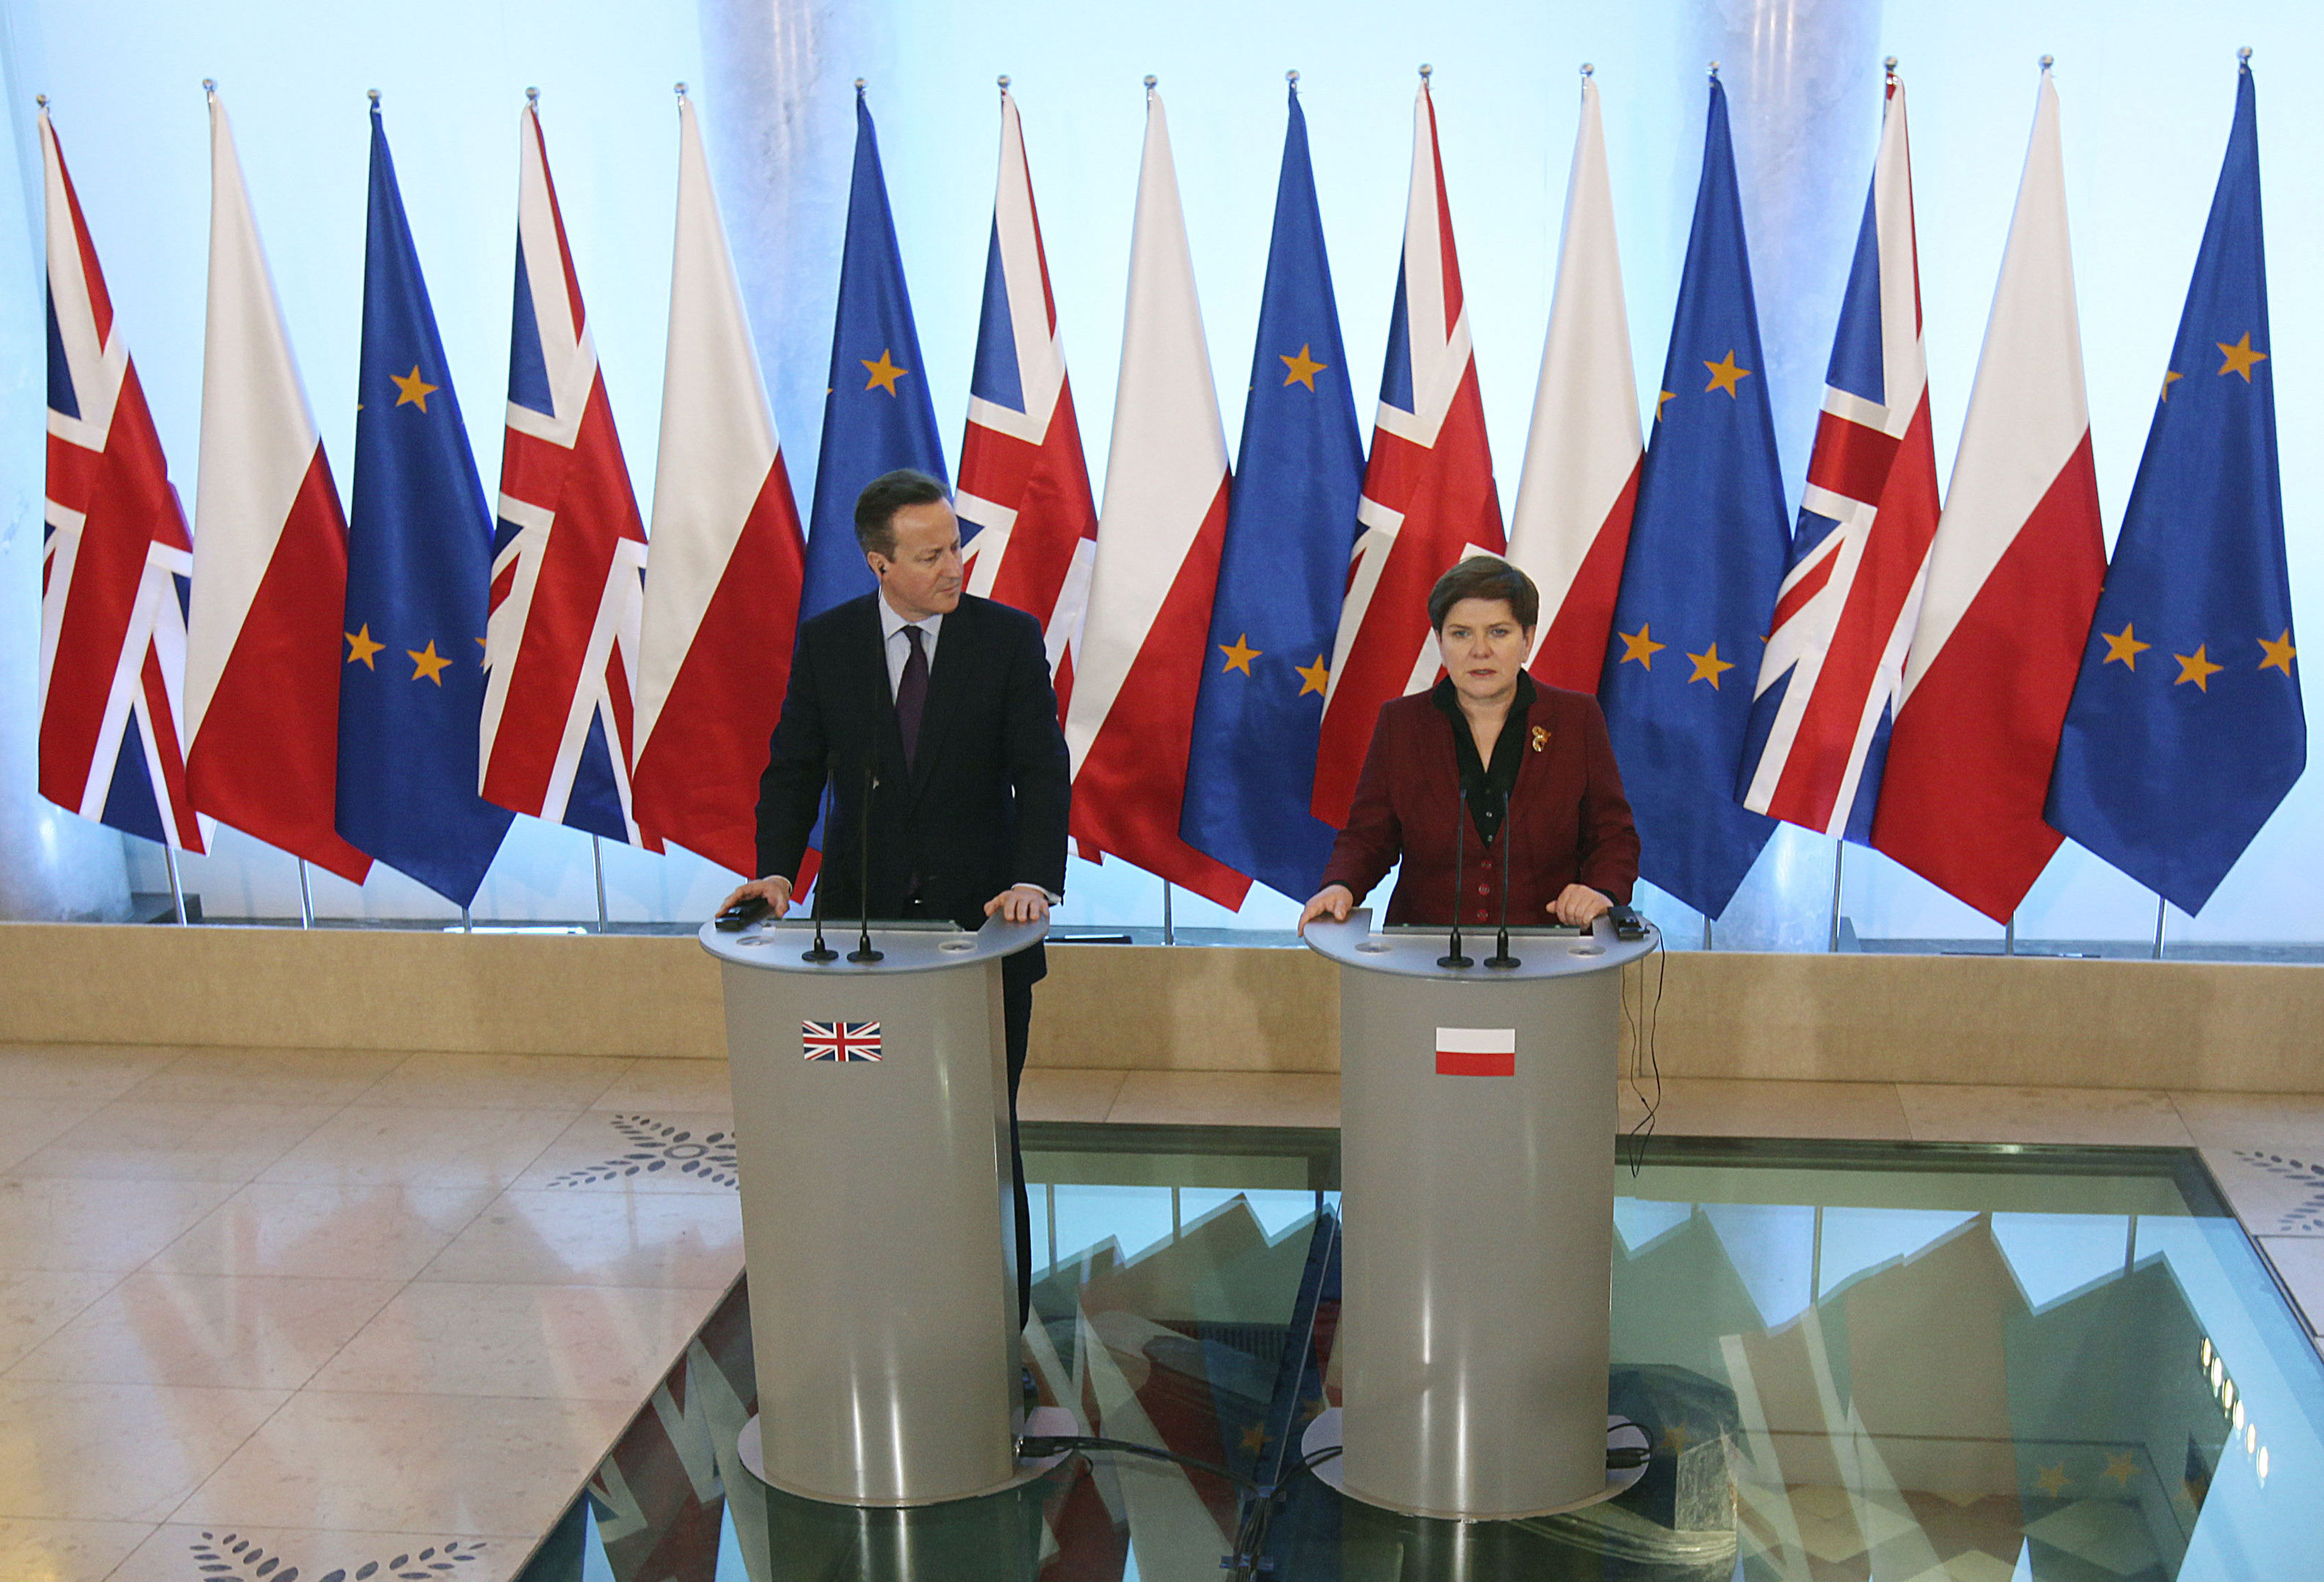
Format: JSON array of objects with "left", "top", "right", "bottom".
[
  {"left": 2049, "top": 61, "right": 2303, "bottom": 913},
  {"left": 1180, "top": 81, "right": 1363, "bottom": 902},
  {"left": 957, "top": 86, "right": 1098, "bottom": 710},
  {"left": 1740, "top": 71, "right": 1941, "bottom": 842},
  {"left": 1872, "top": 69, "right": 2104, "bottom": 921},
  {"left": 37, "top": 107, "right": 204, "bottom": 853},
  {"left": 1507, "top": 70, "right": 1641, "bottom": 696},
  {"left": 1063, "top": 84, "right": 1249, "bottom": 909},
  {"left": 1312, "top": 78, "right": 1503, "bottom": 829},
  {"left": 480, "top": 99, "right": 654, "bottom": 847},
  {"left": 185, "top": 88, "right": 371, "bottom": 883},
  {"left": 632, "top": 92, "right": 807, "bottom": 878},
  {"left": 1596, "top": 75, "right": 1785, "bottom": 921},
  {"left": 798, "top": 88, "right": 949, "bottom": 624},
  {"left": 336, "top": 101, "right": 513, "bottom": 907},
  {"left": 802, "top": 1020, "right": 882, "bottom": 1062}
]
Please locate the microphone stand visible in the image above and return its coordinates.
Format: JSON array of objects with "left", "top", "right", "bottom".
[
  {"left": 848, "top": 761, "right": 884, "bottom": 963},
  {"left": 800, "top": 768, "right": 838, "bottom": 962},
  {"left": 1486, "top": 788, "right": 1519, "bottom": 969},
  {"left": 1438, "top": 786, "right": 1473, "bottom": 969}
]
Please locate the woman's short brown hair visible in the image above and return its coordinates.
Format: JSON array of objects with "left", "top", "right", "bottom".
[{"left": 1427, "top": 554, "right": 1541, "bottom": 632}]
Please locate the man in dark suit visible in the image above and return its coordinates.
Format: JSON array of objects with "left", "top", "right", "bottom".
[{"left": 719, "top": 469, "right": 1070, "bottom": 1328}]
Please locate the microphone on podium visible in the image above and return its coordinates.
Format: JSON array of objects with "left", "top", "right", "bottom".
[
  {"left": 848, "top": 760, "right": 884, "bottom": 964},
  {"left": 1486, "top": 793, "right": 1519, "bottom": 970},
  {"left": 801, "top": 767, "right": 840, "bottom": 962},
  {"left": 1439, "top": 787, "right": 1473, "bottom": 970}
]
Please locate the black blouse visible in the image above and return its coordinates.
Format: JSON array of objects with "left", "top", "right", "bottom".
[{"left": 1429, "top": 672, "right": 1535, "bottom": 848}]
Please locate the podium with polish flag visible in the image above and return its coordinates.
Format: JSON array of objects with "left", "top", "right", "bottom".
[
  {"left": 1303, "top": 911, "right": 1658, "bottom": 1520},
  {"left": 701, "top": 915, "right": 1051, "bottom": 1507}
]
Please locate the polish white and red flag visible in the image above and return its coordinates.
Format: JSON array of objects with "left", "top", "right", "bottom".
[
  {"left": 1062, "top": 85, "right": 1249, "bottom": 907},
  {"left": 480, "top": 100, "right": 657, "bottom": 847},
  {"left": 1871, "top": 69, "right": 2104, "bottom": 919},
  {"left": 1505, "top": 70, "right": 1641, "bottom": 695},
  {"left": 1311, "top": 78, "right": 1504, "bottom": 828},
  {"left": 632, "top": 92, "right": 805, "bottom": 878},
  {"left": 183, "top": 89, "right": 370, "bottom": 882},
  {"left": 37, "top": 108, "right": 204, "bottom": 853},
  {"left": 956, "top": 85, "right": 1099, "bottom": 716},
  {"left": 1739, "top": 72, "right": 1943, "bottom": 840}
]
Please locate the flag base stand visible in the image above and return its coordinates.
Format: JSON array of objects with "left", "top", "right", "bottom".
[{"left": 734, "top": 1405, "right": 1073, "bottom": 1509}]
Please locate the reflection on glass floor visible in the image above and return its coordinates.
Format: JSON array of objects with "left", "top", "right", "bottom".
[{"left": 512, "top": 1126, "right": 2324, "bottom": 1582}]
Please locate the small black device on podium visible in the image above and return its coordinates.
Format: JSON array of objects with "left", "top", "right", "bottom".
[
  {"left": 1606, "top": 902, "right": 1647, "bottom": 940},
  {"left": 713, "top": 895, "right": 769, "bottom": 932}
]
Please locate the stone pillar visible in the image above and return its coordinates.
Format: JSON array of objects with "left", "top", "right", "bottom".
[
  {"left": 693, "top": 0, "right": 898, "bottom": 513},
  {"left": 1682, "top": 0, "right": 1884, "bottom": 951},
  {"left": 0, "top": 13, "right": 133, "bottom": 922}
]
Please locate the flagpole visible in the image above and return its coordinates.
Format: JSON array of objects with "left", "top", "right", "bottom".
[
  {"left": 1161, "top": 881, "right": 1175, "bottom": 946},
  {"left": 2004, "top": 916, "right": 2015, "bottom": 956},
  {"left": 163, "top": 844, "right": 188, "bottom": 926},
  {"left": 2153, "top": 895, "right": 2167, "bottom": 960},
  {"left": 592, "top": 835, "right": 610, "bottom": 932},
  {"left": 295, "top": 858, "right": 313, "bottom": 930},
  {"left": 461, "top": 905, "right": 472, "bottom": 934},
  {"left": 1702, "top": 916, "right": 1712, "bottom": 951},
  {"left": 1828, "top": 841, "right": 1844, "bottom": 952}
]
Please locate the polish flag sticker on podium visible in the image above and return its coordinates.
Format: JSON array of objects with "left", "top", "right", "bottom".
[{"left": 1435, "top": 1027, "right": 1515, "bottom": 1077}]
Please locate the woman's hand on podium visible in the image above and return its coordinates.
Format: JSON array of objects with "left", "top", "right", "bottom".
[
  {"left": 719, "top": 876, "right": 794, "bottom": 918},
  {"left": 985, "top": 884, "right": 1052, "bottom": 924},
  {"left": 1299, "top": 885, "right": 1356, "bottom": 935},
  {"left": 1550, "top": 883, "right": 1612, "bottom": 927}
]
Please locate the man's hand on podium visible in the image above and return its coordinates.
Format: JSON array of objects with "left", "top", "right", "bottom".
[
  {"left": 1299, "top": 884, "right": 1356, "bottom": 935},
  {"left": 719, "top": 875, "right": 794, "bottom": 918},
  {"left": 1551, "top": 883, "right": 1612, "bottom": 927},
  {"left": 985, "top": 884, "right": 1051, "bottom": 924}
]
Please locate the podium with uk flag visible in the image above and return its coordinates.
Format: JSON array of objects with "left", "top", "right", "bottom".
[{"left": 701, "top": 913, "right": 1049, "bottom": 1506}]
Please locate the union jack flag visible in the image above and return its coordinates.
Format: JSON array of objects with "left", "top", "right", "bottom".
[
  {"left": 1739, "top": 73, "right": 1943, "bottom": 840},
  {"left": 479, "top": 100, "right": 654, "bottom": 846},
  {"left": 802, "top": 1020, "right": 882, "bottom": 1062},
  {"left": 1311, "top": 78, "right": 1504, "bottom": 828},
  {"left": 37, "top": 108, "right": 204, "bottom": 853},
  {"left": 957, "top": 86, "right": 1098, "bottom": 713}
]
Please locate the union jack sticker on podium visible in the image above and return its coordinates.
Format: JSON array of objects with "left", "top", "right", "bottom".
[{"left": 802, "top": 1020, "right": 882, "bottom": 1063}]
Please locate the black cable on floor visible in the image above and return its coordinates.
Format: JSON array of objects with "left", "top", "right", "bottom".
[{"left": 1623, "top": 926, "right": 1667, "bottom": 1176}]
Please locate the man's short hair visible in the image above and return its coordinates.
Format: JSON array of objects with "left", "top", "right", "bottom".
[
  {"left": 854, "top": 469, "right": 950, "bottom": 557},
  {"left": 1427, "top": 554, "right": 1541, "bottom": 632}
]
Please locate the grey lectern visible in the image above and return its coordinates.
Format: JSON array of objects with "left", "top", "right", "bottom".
[
  {"left": 1303, "top": 910, "right": 1658, "bottom": 1521},
  {"left": 699, "top": 913, "right": 1046, "bottom": 1507}
]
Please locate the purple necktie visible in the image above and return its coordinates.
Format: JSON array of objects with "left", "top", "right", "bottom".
[{"left": 896, "top": 624, "right": 930, "bottom": 769}]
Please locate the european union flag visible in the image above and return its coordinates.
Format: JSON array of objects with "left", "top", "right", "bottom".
[
  {"left": 1179, "top": 84, "right": 1363, "bottom": 899},
  {"left": 2047, "top": 62, "right": 2303, "bottom": 913},
  {"left": 799, "top": 87, "right": 950, "bottom": 621},
  {"left": 1597, "top": 77, "right": 1786, "bottom": 919},
  {"left": 336, "top": 103, "right": 513, "bottom": 907}
]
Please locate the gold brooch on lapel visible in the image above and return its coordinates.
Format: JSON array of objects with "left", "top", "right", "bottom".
[{"left": 1530, "top": 726, "right": 1549, "bottom": 753}]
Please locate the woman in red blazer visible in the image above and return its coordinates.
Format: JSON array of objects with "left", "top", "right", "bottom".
[{"left": 1300, "top": 557, "right": 1640, "bottom": 932}]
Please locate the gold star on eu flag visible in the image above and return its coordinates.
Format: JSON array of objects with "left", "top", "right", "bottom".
[
  {"left": 2260, "top": 630, "right": 2296, "bottom": 675},
  {"left": 1218, "top": 633, "right": 1260, "bottom": 675},
  {"left": 408, "top": 640, "right": 452, "bottom": 686},
  {"left": 1281, "top": 345, "right": 1326, "bottom": 389},
  {"left": 2100, "top": 623, "right": 2150, "bottom": 669},
  {"left": 1686, "top": 642, "right": 1735, "bottom": 688},
  {"left": 2173, "top": 645, "right": 2223, "bottom": 691},
  {"left": 1702, "top": 351, "right": 1751, "bottom": 398},
  {"left": 392, "top": 365, "right": 439, "bottom": 411},
  {"left": 1617, "top": 623, "right": 1665, "bottom": 669},
  {"left": 2215, "top": 332, "right": 2266, "bottom": 382},
  {"left": 346, "top": 625, "right": 384, "bottom": 669},
  {"left": 1296, "top": 655, "right": 1329, "bottom": 697},
  {"left": 861, "top": 349, "right": 907, "bottom": 395}
]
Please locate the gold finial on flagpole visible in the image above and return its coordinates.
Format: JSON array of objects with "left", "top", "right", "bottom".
[
  {"left": 2238, "top": 45, "right": 2253, "bottom": 63},
  {"left": 1581, "top": 63, "right": 1594, "bottom": 78},
  {"left": 35, "top": 93, "right": 46, "bottom": 108},
  {"left": 2039, "top": 55, "right": 2054, "bottom": 72},
  {"left": 1419, "top": 63, "right": 1433, "bottom": 83},
  {"left": 525, "top": 86, "right": 539, "bottom": 108},
  {"left": 1885, "top": 56, "right": 1898, "bottom": 81},
  {"left": 997, "top": 75, "right": 1010, "bottom": 97},
  {"left": 367, "top": 89, "right": 380, "bottom": 105},
  {"left": 1144, "top": 74, "right": 1158, "bottom": 94},
  {"left": 1286, "top": 70, "right": 1299, "bottom": 88},
  {"left": 854, "top": 78, "right": 866, "bottom": 97},
  {"left": 1707, "top": 61, "right": 1721, "bottom": 79},
  {"left": 203, "top": 78, "right": 217, "bottom": 96},
  {"left": 674, "top": 81, "right": 688, "bottom": 98}
]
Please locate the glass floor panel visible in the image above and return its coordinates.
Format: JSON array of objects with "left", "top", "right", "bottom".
[{"left": 514, "top": 1126, "right": 2324, "bottom": 1582}]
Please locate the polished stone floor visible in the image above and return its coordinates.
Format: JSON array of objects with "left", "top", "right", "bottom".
[{"left": 2, "top": 1044, "right": 2323, "bottom": 1581}]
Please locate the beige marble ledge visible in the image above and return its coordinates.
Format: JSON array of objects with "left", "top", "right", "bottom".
[
  {"left": 174, "top": 1389, "right": 633, "bottom": 1537},
  {"left": 0, "top": 1044, "right": 182, "bottom": 1102},
  {"left": 1106, "top": 1070, "right": 1341, "bottom": 1129},
  {"left": 2167, "top": 1090, "right": 2324, "bottom": 1151},
  {"left": 1896, "top": 1084, "right": 2194, "bottom": 1146},
  {"left": 1018, "top": 1067, "right": 1126, "bottom": 1124},
  {"left": 414, "top": 1189, "right": 745, "bottom": 1290},
  {"left": 1619, "top": 1077, "right": 1911, "bottom": 1140},
  {"left": 349, "top": 1052, "right": 634, "bottom": 1111},
  {"left": 5, "top": 1272, "right": 404, "bottom": 1391},
  {"left": 0, "top": 1515, "right": 157, "bottom": 1582},
  {"left": 109, "top": 1524, "right": 514, "bottom": 1582},
  {"left": 0, "top": 1378, "right": 291, "bottom": 1523},
  {"left": 2255, "top": 1236, "right": 2324, "bottom": 1335},
  {"left": 122, "top": 1046, "right": 408, "bottom": 1106}
]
